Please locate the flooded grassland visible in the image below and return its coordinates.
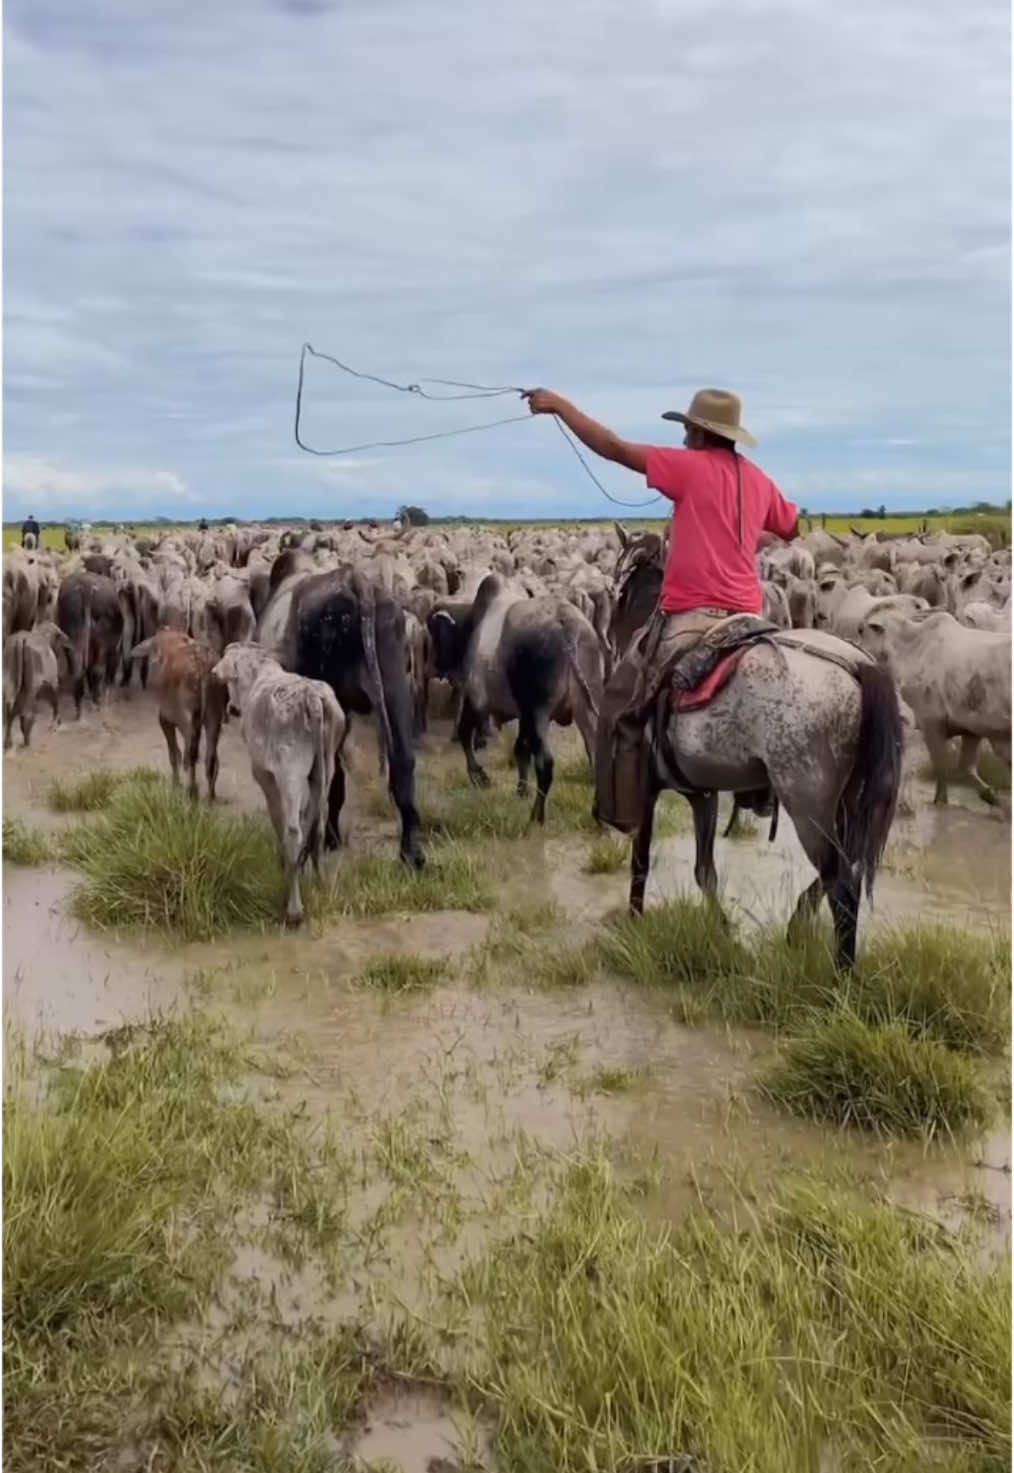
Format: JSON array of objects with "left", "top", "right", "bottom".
[{"left": 4, "top": 687, "right": 1011, "bottom": 1471}]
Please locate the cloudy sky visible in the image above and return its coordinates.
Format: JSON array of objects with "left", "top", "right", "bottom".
[{"left": 4, "top": 0, "right": 1009, "bottom": 522}]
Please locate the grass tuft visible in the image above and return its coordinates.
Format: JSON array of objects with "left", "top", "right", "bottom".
[
  {"left": 61, "top": 775, "right": 285, "bottom": 940},
  {"left": 354, "top": 952, "right": 447, "bottom": 991},
  {"left": 309, "top": 844, "right": 493, "bottom": 920},
  {"left": 47, "top": 766, "right": 160, "bottom": 813},
  {"left": 763, "top": 1010, "right": 996, "bottom": 1138},
  {"left": 467, "top": 1152, "right": 1011, "bottom": 1471},
  {"left": 846, "top": 927, "right": 1011, "bottom": 1054},
  {"left": 597, "top": 895, "right": 748, "bottom": 995},
  {"left": 2, "top": 817, "right": 53, "bottom": 866},
  {"left": 582, "top": 834, "right": 629, "bottom": 874}
]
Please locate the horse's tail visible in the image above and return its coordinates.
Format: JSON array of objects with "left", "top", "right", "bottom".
[{"left": 838, "top": 662, "right": 903, "bottom": 900}]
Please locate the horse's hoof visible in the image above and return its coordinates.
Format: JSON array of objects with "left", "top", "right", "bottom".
[
  {"left": 978, "top": 786, "right": 999, "bottom": 808},
  {"left": 284, "top": 911, "right": 303, "bottom": 930},
  {"left": 516, "top": 780, "right": 529, "bottom": 798},
  {"left": 400, "top": 845, "right": 426, "bottom": 871},
  {"left": 468, "top": 767, "right": 491, "bottom": 789}
]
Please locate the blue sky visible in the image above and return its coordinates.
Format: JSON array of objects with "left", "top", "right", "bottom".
[{"left": 3, "top": 0, "right": 1010, "bottom": 522}]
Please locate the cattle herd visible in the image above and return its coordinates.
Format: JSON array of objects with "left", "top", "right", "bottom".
[{"left": 2, "top": 517, "right": 1010, "bottom": 925}]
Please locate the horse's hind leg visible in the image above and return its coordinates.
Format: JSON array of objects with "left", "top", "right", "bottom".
[
  {"left": 689, "top": 792, "right": 727, "bottom": 927},
  {"left": 784, "top": 792, "right": 860, "bottom": 971},
  {"left": 787, "top": 878, "right": 824, "bottom": 941}
]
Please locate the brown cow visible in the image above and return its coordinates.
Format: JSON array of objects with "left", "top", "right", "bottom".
[{"left": 127, "top": 629, "right": 227, "bottom": 799}]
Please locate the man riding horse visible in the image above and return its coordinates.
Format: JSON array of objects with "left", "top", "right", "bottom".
[{"left": 524, "top": 385, "right": 799, "bottom": 833}]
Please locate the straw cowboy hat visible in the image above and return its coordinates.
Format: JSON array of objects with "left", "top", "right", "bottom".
[{"left": 662, "top": 387, "right": 756, "bottom": 449}]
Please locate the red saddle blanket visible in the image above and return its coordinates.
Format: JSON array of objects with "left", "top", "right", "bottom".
[{"left": 671, "top": 647, "right": 748, "bottom": 711}]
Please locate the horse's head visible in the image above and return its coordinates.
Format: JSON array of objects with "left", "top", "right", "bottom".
[
  {"left": 612, "top": 530, "right": 665, "bottom": 592},
  {"left": 609, "top": 535, "right": 666, "bottom": 658}
]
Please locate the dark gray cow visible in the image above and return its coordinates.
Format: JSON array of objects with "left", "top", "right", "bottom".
[
  {"left": 428, "top": 574, "right": 604, "bottom": 824},
  {"left": 56, "top": 571, "right": 125, "bottom": 717},
  {"left": 264, "top": 562, "right": 425, "bottom": 868}
]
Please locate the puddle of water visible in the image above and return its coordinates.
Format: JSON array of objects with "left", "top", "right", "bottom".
[
  {"left": 348, "top": 1388, "right": 494, "bottom": 1472},
  {"left": 642, "top": 794, "right": 1011, "bottom": 933},
  {"left": 2, "top": 865, "right": 184, "bottom": 1037}
]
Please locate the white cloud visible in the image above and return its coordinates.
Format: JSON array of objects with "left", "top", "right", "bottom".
[
  {"left": 2, "top": 0, "right": 1009, "bottom": 518},
  {"left": 2, "top": 456, "right": 195, "bottom": 518}
]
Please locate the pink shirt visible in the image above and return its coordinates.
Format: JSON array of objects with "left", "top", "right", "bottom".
[{"left": 645, "top": 447, "right": 798, "bottom": 614}]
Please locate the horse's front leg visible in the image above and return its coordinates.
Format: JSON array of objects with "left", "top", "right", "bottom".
[{"left": 629, "top": 783, "right": 659, "bottom": 914}]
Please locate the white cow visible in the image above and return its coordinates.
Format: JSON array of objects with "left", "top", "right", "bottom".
[
  {"left": 857, "top": 609, "right": 1011, "bottom": 806},
  {"left": 212, "top": 643, "right": 347, "bottom": 926}
]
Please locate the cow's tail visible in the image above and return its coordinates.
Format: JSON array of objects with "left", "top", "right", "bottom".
[
  {"left": 127, "top": 635, "right": 157, "bottom": 663},
  {"left": 7, "top": 633, "right": 26, "bottom": 713},
  {"left": 837, "top": 661, "right": 904, "bottom": 901},
  {"left": 75, "top": 586, "right": 94, "bottom": 689},
  {"left": 357, "top": 575, "right": 394, "bottom": 777},
  {"left": 560, "top": 611, "right": 601, "bottom": 726}
]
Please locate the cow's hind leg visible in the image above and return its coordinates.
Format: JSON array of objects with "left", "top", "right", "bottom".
[
  {"left": 923, "top": 722, "right": 953, "bottom": 805},
  {"left": 325, "top": 758, "right": 346, "bottom": 850},
  {"left": 184, "top": 712, "right": 202, "bottom": 801},
  {"left": 255, "top": 765, "right": 304, "bottom": 927},
  {"left": 955, "top": 734, "right": 1000, "bottom": 807},
  {"left": 203, "top": 693, "right": 225, "bottom": 802},
  {"left": 458, "top": 697, "right": 490, "bottom": 788},
  {"left": 159, "top": 715, "right": 181, "bottom": 785},
  {"left": 522, "top": 709, "right": 554, "bottom": 825},
  {"left": 19, "top": 710, "right": 36, "bottom": 748},
  {"left": 513, "top": 731, "right": 531, "bottom": 797}
]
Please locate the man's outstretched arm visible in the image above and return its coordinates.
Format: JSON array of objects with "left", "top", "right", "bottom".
[{"left": 524, "top": 389, "right": 648, "bottom": 475}]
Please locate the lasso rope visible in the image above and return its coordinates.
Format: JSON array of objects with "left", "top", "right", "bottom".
[{"left": 293, "top": 342, "right": 664, "bottom": 510}]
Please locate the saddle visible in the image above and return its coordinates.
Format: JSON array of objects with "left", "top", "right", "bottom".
[
  {"left": 648, "top": 613, "right": 783, "bottom": 812},
  {"left": 666, "top": 613, "right": 783, "bottom": 707}
]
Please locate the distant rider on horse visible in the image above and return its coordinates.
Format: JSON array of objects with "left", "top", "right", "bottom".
[{"left": 524, "top": 386, "right": 800, "bottom": 834}]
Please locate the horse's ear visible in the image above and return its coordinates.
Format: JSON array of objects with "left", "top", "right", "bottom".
[{"left": 614, "top": 522, "right": 629, "bottom": 550}]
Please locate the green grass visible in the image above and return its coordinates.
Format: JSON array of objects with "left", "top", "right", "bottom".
[
  {"left": 520, "top": 897, "right": 1009, "bottom": 1136},
  {"left": 2, "top": 1014, "right": 428, "bottom": 1472},
  {"left": 582, "top": 834, "right": 629, "bottom": 874},
  {"left": 2, "top": 817, "right": 53, "bottom": 865},
  {"left": 354, "top": 952, "right": 447, "bottom": 991},
  {"left": 308, "top": 844, "right": 493, "bottom": 920},
  {"left": 763, "top": 1011, "right": 996, "bottom": 1139},
  {"left": 846, "top": 927, "right": 1010, "bottom": 1054},
  {"left": 54, "top": 773, "right": 494, "bottom": 939},
  {"left": 465, "top": 1152, "right": 1011, "bottom": 1472},
  {"left": 61, "top": 776, "right": 286, "bottom": 939},
  {"left": 48, "top": 769, "right": 123, "bottom": 812}
]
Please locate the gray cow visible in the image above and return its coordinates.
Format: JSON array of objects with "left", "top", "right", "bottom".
[
  {"left": 212, "top": 644, "right": 347, "bottom": 927},
  {"left": 3, "top": 622, "right": 72, "bottom": 748}
]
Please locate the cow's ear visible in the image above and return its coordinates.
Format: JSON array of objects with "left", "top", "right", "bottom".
[
  {"left": 962, "top": 571, "right": 980, "bottom": 590},
  {"left": 614, "top": 522, "right": 629, "bottom": 551}
]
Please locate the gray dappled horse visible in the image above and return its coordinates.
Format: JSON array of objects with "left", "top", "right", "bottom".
[{"left": 608, "top": 538, "right": 903, "bottom": 970}]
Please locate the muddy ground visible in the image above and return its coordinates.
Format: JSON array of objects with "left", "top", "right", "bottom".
[{"left": 3, "top": 687, "right": 1011, "bottom": 1469}]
